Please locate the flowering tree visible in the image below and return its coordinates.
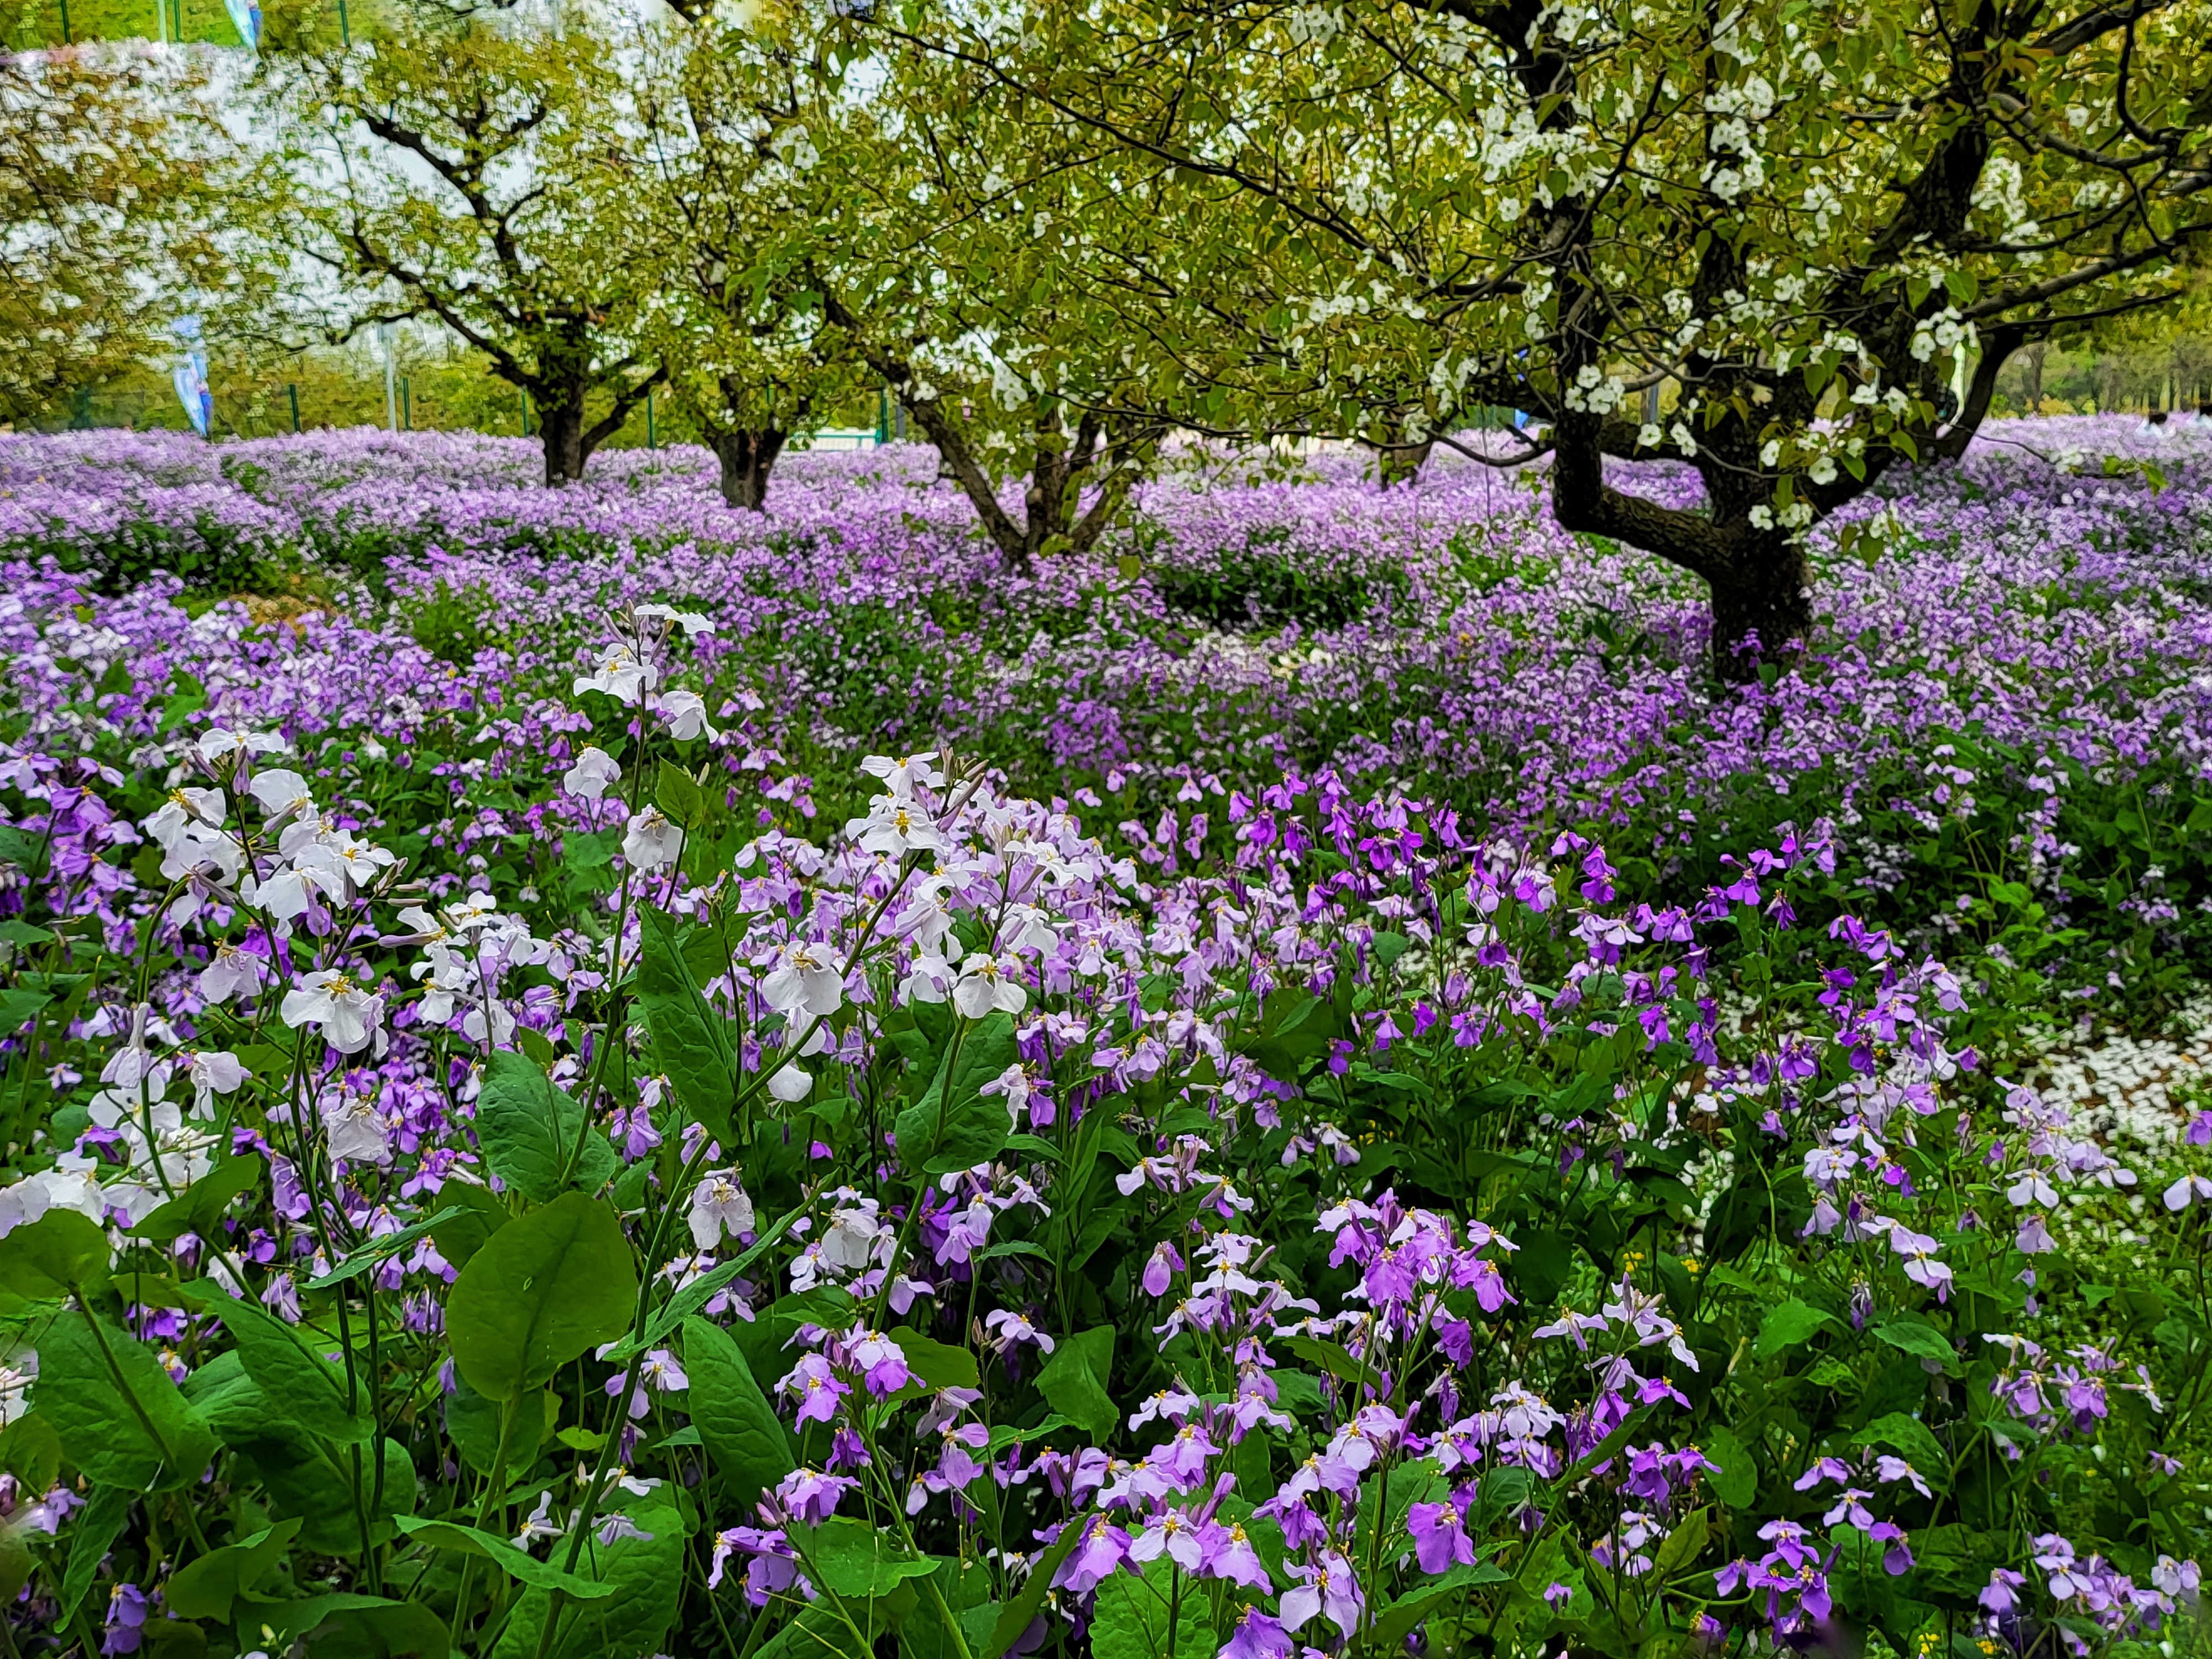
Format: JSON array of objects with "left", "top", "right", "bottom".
[
  {"left": 620, "top": 4, "right": 874, "bottom": 511},
  {"left": 855, "top": 0, "right": 2212, "bottom": 675},
  {"left": 258, "top": 8, "right": 662, "bottom": 486}
]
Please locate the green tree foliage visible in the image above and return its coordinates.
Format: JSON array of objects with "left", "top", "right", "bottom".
[
  {"left": 854, "top": 0, "right": 2212, "bottom": 672},
  {"left": 0, "top": 45, "right": 237, "bottom": 424}
]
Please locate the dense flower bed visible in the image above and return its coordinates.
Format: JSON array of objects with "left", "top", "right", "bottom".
[
  {"left": 0, "top": 422, "right": 2206, "bottom": 1659},
  {"left": 6, "top": 419, "right": 2212, "bottom": 1009}
]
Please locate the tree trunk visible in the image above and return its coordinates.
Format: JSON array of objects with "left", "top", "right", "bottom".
[
  {"left": 539, "top": 394, "right": 587, "bottom": 486},
  {"left": 1378, "top": 437, "right": 1434, "bottom": 488},
  {"left": 1707, "top": 539, "right": 1813, "bottom": 683},
  {"left": 2022, "top": 341, "right": 2046, "bottom": 410},
  {"left": 713, "top": 427, "right": 786, "bottom": 511}
]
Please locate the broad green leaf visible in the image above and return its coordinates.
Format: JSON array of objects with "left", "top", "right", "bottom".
[
  {"left": 984, "top": 1519, "right": 1086, "bottom": 1659},
  {"left": 444, "top": 1380, "right": 557, "bottom": 1479},
  {"left": 59, "top": 1483, "right": 132, "bottom": 1621},
  {"left": 268, "top": 1593, "right": 450, "bottom": 1659},
  {"left": 447, "top": 1191, "right": 636, "bottom": 1403},
  {"left": 611, "top": 1195, "right": 809, "bottom": 1360},
  {"left": 0, "top": 1412, "right": 59, "bottom": 1493},
  {"left": 473, "top": 1051, "right": 616, "bottom": 1204},
  {"left": 393, "top": 1517, "right": 615, "bottom": 1598},
  {"left": 1852, "top": 1413, "right": 1952, "bottom": 1488},
  {"left": 1277, "top": 1332, "right": 1370, "bottom": 1388},
  {"left": 132, "top": 1153, "right": 264, "bottom": 1245},
  {"left": 305, "top": 1207, "right": 462, "bottom": 1290},
  {"left": 637, "top": 904, "right": 736, "bottom": 1148},
  {"left": 653, "top": 759, "right": 706, "bottom": 824},
  {"left": 0, "top": 1208, "right": 110, "bottom": 1303},
  {"left": 1874, "top": 1317, "right": 1958, "bottom": 1371},
  {"left": 1700, "top": 1424, "right": 1757, "bottom": 1508},
  {"left": 791, "top": 1515, "right": 941, "bottom": 1599},
  {"left": 165, "top": 1518, "right": 302, "bottom": 1620},
  {"left": 1754, "top": 1297, "right": 1837, "bottom": 1359},
  {"left": 486, "top": 1494, "right": 688, "bottom": 1659},
  {"left": 903, "top": 1559, "right": 998, "bottom": 1659},
  {"left": 895, "top": 1331, "right": 981, "bottom": 1394},
  {"left": 0, "top": 986, "right": 50, "bottom": 1035},
  {"left": 35, "top": 1310, "right": 219, "bottom": 1491},
  {"left": 757, "top": 1595, "right": 910, "bottom": 1659},
  {"left": 1371, "top": 1558, "right": 1510, "bottom": 1647},
  {"left": 895, "top": 1011, "right": 1020, "bottom": 1175},
  {"left": 683, "top": 1315, "right": 795, "bottom": 1505},
  {"left": 1035, "top": 1325, "right": 1115, "bottom": 1439},
  {"left": 1091, "top": 1553, "right": 1212, "bottom": 1659},
  {"left": 1652, "top": 1504, "right": 1711, "bottom": 1578},
  {"left": 214, "top": 1293, "right": 373, "bottom": 1444}
]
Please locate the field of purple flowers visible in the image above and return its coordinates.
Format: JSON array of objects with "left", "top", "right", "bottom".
[{"left": 0, "top": 418, "right": 2207, "bottom": 1659}]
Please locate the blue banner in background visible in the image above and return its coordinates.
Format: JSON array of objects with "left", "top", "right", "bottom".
[
  {"left": 221, "top": 0, "right": 260, "bottom": 48},
  {"left": 172, "top": 319, "right": 211, "bottom": 436}
]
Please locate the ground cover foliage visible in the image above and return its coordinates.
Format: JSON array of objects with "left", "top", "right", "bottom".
[{"left": 0, "top": 419, "right": 2208, "bottom": 1659}]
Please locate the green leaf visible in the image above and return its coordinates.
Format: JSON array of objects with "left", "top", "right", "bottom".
[
  {"left": 610, "top": 1194, "right": 809, "bottom": 1361},
  {"left": 654, "top": 759, "right": 706, "bottom": 825},
  {"left": 895, "top": 1011, "right": 1020, "bottom": 1175},
  {"left": 215, "top": 1294, "right": 373, "bottom": 1444},
  {"left": 792, "top": 1515, "right": 942, "bottom": 1599},
  {"left": 1035, "top": 1325, "right": 1116, "bottom": 1439},
  {"left": 35, "top": 1310, "right": 220, "bottom": 1490},
  {"left": 637, "top": 904, "right": 735, "bottom": 1148},
  {"left": 443, "top": 1380, "right": 556, "bottom": 1479},
  {"left": 131, "top": 1153, "right": 264, "bottom": 1246},
  {"left": 1277, "top": 1333, "right": 1370, "bottom": 1388},
  {"left": 1652, "top": 1503, "right": 1711, "bottom": 1578},
  {"left": 0, "top": 986, "right": 50, "bottom": 1035},
  {"left": 268, "top": 1594, "right": 450, "bottom": 1659},
  {"left": 393, "top": 1517, "right": 615, "bottom": 1598},
  {"left": 165, "top": 1518, "right": 303, "bottom": 1620},
  {"left": 1371, "top": 1558, "right": 1510, "bottom": 1647},
  {"left": 473, "top": 1051, "right": 616, "bottom": 1204},
  {"left": 59, "top": 1483, "right": 132, "bottom": 1621},
  {"left": 1754, "top": 1297, "right": 1837, "bottom": 1359},
  {"left": 683, "top": 1316, "right": 795, "bottom": 1505},
  {"left": 1701, "top": 1424, "right": 1757, "bottom": 1508},
  {"left": 0, "top": 1208, "right": 110, "bottom": 1303},
  {"left": 984, "top": 1518, "right": 1085, "bottom": 1659},
  {"left": 1852, "top": 1413, "right": 1952, "bottom": 1488},
  {"left": 446, "top": 1191, "right": 636, "bottom": 1402},
  {"left": 486, "top": 1495, "right": 688, "bottom": 1659},
  {"left": 895, "top": 1331, "right": 980, "bottom": 1393},
  {"left": 985, "top": 1415, "right": 1073, "bottom": 1454},
  {"left": 1874, "top": 1317, "right": 1958, "bottom": 1371},
  {"left": 427, "top": 1182, "right": 510, "bottom": 1271},
  {"left": 304, "top": 1207, "right": 463, "bottom": 1290},
  {"left": 0, "top": 1412, "right": 59, "bottom": 1494},
  {"left": 1091, "top": 1553, "right": 1213, "bottom": 1659}
]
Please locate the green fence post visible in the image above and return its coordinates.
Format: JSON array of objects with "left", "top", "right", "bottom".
[
  {"left": 401, "top": 376, "right": 411, "bottom": 430},
  {"left": 645, "top": 389, "right": 656, "bottom": 449},
  {"left": 286, "top": 383, "right": 300, "bottom": 432},
  {"left": 336, "top": 0, "right": 349, "bottom": 43},
  {"left": 58, "top": 0, "right": 70, "bottom": 43}
]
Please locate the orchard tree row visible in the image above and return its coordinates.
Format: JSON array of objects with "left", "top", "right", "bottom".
[{"left": 14, "top": 0, "right": 2212, "bottom": 673}]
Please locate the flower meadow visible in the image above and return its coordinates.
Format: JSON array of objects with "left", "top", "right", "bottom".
[{"left": 0, "top": 422, "right": 2208, "bottom": 1659}]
